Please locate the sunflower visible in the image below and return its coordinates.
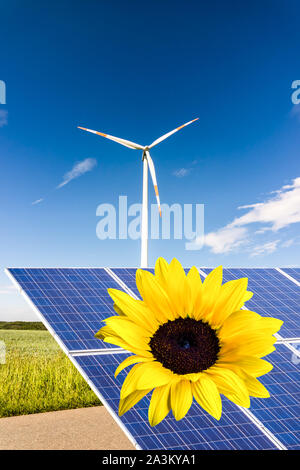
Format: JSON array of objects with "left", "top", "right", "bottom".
[{"left": 95, "top": 258, "right": 283, "bottom": 426}]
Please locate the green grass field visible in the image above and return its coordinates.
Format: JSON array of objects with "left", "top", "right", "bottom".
[
  {"left": 0, "top": 321, "right": 46, "bottom": 330},
  {"left": 0, "top": 329, "right": 101, "bottom": 418}
]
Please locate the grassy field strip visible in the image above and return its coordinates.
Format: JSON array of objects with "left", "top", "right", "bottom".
[{"left": 0, "top": 329, "right": 101, "bottom": 418}]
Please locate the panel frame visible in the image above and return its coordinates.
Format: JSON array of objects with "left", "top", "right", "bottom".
[{"left": 276, "top": 268, "right": 300, "bottom": 286}]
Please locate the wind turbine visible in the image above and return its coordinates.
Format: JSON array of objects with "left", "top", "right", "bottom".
[{"left": 78, "top": 118, "right": 199, "bottom": 268}]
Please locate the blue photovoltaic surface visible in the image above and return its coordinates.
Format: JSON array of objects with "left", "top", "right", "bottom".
[
  {"left": 7, "top": 268, "right": 127, "bottom": 351},
  {"left": 201, "top": 268, "right": 300, "bottom": 339},
  {"left": 111, "top": 268, "right": 153, "bottom": 298},
  {"left": 280, "top": 268, "right": 300, "bottom": 284},
  {"left": 6, "top": 267, "right": 300, "bottom": 449},
  {"left": 74, "top": 353, "right": 278, "bottom": 450},
  {"left": 248, "top": 344, "right": 300, "bottom": 450}
]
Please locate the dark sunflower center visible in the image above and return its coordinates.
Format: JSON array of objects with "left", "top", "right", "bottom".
[{"left": 149, "top": 317, "right": 220, "bottom": 375}]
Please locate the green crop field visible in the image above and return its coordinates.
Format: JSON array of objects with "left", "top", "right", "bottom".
[{"left": 0, "top": 329, "right": 101, "bottom": 418}]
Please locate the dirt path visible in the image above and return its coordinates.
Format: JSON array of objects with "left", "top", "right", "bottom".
[{"left": 0, "top": 406, "right": 135, "bottom": 450}]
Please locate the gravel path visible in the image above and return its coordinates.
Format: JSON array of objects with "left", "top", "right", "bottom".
[{"left": 0, "top": 406, "right": 135, "bottom": 450}]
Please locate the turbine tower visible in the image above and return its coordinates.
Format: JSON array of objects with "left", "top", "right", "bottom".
[{"left": 78, "top": 118, "right": 199, "bottom": 268}]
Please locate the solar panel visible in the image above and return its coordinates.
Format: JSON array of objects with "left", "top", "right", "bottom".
[
  {"left": 73, "top": 352, "right": 279, "bottom": 450},
  {"left": 6, "top": 266, "right": 300, "bottom": 450},
  {"left": 6, "top": 268, "right": 127, "bottom": 352},
  {"left": 279, "top": 268, "right": 300, "bottom": 285},
  {"left": 110, "top": 268, "right": 154, "bottom": 298},
  {"left": 248, "top": 344, "right": 300, "bottom": 450},
  {"left": 200, "top": 268, "right": 300, "bottom": 339}
]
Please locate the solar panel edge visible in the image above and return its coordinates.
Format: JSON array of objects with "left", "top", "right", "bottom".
[
  {"left": 276, "top": 268, "right": 300, "bottom": 287},
  {"left": 67, "top": 353, "right": 141, "bottom": 450},
  {"left": 4, "top": 267, "right": 141, "bottom": 450},
  {"left": 5, "top": 268, "right": 71, "bottom": 355},
  {"left": 280, "top": 341, "right": 300, "bottom": 359},
  {"left": 5, "top": 268, "right": 120, "bottom": 354}
]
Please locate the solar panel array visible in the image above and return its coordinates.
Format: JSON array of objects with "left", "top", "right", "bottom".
[
  {"left": 280, "top": 267, "right": 300, "bottom": 284},
  {"left": 74, "top": 353, "right": 278, "bottom": 450},
  {"left": 200, "top": 268, "right": 300, "bottom": 339},
  {"left": 7, "top": 268, "right": 123, "bottom": 351},
  {"left": 6, "top": 266, "right": 300, "bottom": 450}
]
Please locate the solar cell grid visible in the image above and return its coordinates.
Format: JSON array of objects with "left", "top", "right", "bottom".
[
  {"left": 74, "top": 353, "right": 278, "bottom": 450},
  {"left": 7, "top": 268, "right": 126, "bottom": 351},
  {"left": 248, "top": 345, "right": 300, "bottom": 450},
  {"left": 200, "top": 268, "right": 300, "bottom": 339},
  {"left": 111, "top": 268, "right": 154, "bottom": 298},
  {"left": 6, "top": 266, "right": 300, "bottom": 450},
  {"left": 280, "top": 268, "right": 300, "bottom": 284}
]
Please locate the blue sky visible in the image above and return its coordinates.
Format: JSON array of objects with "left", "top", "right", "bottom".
[{"left": 1, "top": 0, "right": 300, "bottom": 320}]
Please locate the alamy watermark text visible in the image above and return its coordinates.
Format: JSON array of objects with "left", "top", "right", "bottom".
[{"left": 96, "top": 196, "right": 204, "bottom": 250}]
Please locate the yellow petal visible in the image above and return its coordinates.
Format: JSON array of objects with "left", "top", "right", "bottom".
[
  {"left": 171, "top": 379, "right": 193, "bottom": 421},
  {"left": 114, "top": 355, "right": 153, "bottom": 378},
  {"left": 218, "top": 355, "right": 273, "bottom": 377},
  {"left": 218, "top": 310, "right": 262, "bottom": 340},
  {"left": 164, "top": 258, "right": 191, "bottom": 317},
  {"left": 205, "top": 366, "right": 250, "bottom": 408},
  {"left": 220, "top": 334, "right": 277, "bottom": 358},
  {"left": 108, "top": 288, "right": 157, "bottom": 332},
  {"left": 258, "top": 317, "right": 284, "bottom": 334},
  {"left": 95, "top": 324, "right": 116, "bottom": 340},
  {"left": 187, "top": 266, "right": 203, "bottom": 318},
  {"left": 119, "top": 388, "right": 152, "bottom": 416},
  {"left": 136, "top": 269, "right": 175, "bottom": 322},
  {"left": 192, "top": 374, "right": 222, "bottom": 420},
  {"left": 199, "top": 266, "right": 223, "bottom": 319},
  {"left": 210, "top": 278, "right": 248, "bottom": 327},
  {"left": 154, "top": 257, "right": 170, "bottom": 291},
  {"left": 148, "top": 383, "right": 172, "bottom": 426},
  {"left": 113, "top": 303, "right": 125, "bottom": 316},
  {"left": 102, "top": 335, "right": 153, "bottom": 357},
  {"left": 241, "top": 372, "right": 270, "bottom": 398},
  {"left": 104, "top": 317, "right": 150, "bottom": 351},
  {"left": 120, "top": 362, "right": 173, "bottom": 399},
  {"left": 243, "top": 291, "right": 253, "bottom": 302},
  {"left": 219, "top": 310, "right": 283, "bottom": 341}
]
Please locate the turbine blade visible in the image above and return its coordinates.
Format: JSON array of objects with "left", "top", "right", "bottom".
[
  {"left": 78, "top": 127, "right": 144, "bottom": 150},
  {"left": 149, "top": 118, "right": 199, "bottom": 149},
  {"left": 146, "top": 151, "right": 161, "bottom": 217}
]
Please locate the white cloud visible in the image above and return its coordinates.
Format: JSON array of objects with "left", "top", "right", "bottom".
[
  {"left": 254, "top": 227, "right": 271, "bottom": 234},
  {"left": 190, "top": 176, "right": 300, "bottom": 254},
  {"left": 203, "top": 226, "right": 248, "bottom": 254},
  {"left": 281, "top": 238, "right": 295, "bottom": 248},
  {"left": 230, "top": 177, "right": 300, "bottom": 231},
  {"left": 57, "top": 158, "right": 97, "bottom": 189},
  {"left": 173, "top": 168, "right": 191, "bottom": 178},
  {"left": 250, "top": 240, "right": 280, "bottom": 257},
  {"left": 32, "top": 198, "right": 43, "bottom": 205},
  {"left": 0, "top": 109, "right": 8, "bottom": 127}
]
